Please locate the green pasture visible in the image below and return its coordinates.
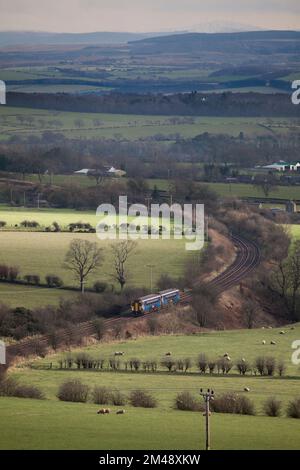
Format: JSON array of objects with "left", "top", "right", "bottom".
[
  {"left": 0, "top": 106, "right": 298, "bottom": 141},
  {"left": 0, "top": 283, "right": 78, "bottom": 309},
  {"left": 2, "top": 325, "right": 299, "bottom": 450},
  {"left": 0, "top": 231, "right": 191, "bottom": 290}
]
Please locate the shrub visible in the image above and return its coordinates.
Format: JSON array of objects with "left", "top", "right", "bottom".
[
  {"left": 197, "top": 353, "right": 208, "bottom": 374},
  {"left": 92, "top": 386, "right": 111, "bottom": 405},
  {"left": 265, "top": 357, "right": 276, "bottom": 376},
  {"left": 45, "top": 274, "right": 63, "bottom": 288},
  {"left": 211, "top": 393, "right": 255, "bottom": 415},
  {"left": 277, "top": 359, "right": 286, "bottom": 377},
  {"left": 0, "top": 221, "right": 7, "bottom": 228},
  {"left": 255, "top": 356, "right": 266, "bottom": 376},
  {"left": 110, "top": 390, "right": 127, "bottom": 406},
  {"left": 208, "top": 360, "right": 216, "bottom": 374},
  {"left": 216, "top": 357, "right": 233, "bottom": 374},
  {"left": 161, "top": 357, "right": 176, "bottom": 372},
  {"left": 57, "top": 380, "right": 89, "bottom": 403},
  {"left": 92, "top": 318, "right": 106, "bottom": 340},
  {"left": 20, "top": 220, "right": 40, "bottom": 228},
  {"left": 287, "top": 398, "right": 300, "bottom": 419},
  {"left": 93, "top": 281, "right": 107, "bottom": 293},
  {"left": 24, "top": 274, "right": 40, "bottom": 285},
  {"left": 0, "top": 264, "right": 9, "bottom": 280},
  {"left": 263, "top": 397, "right": 282, "bottom": 417},
  {"left": 175, "top": 391, "right": 203, "bottom": 411},
  {"left": 129, "top": 389, "right": 157, "bottom": 408},
  {"left": 0, "top": 377, "right": 44, "bottom": 399},
  {"left": 8, "top": 266, "right": 19, "bottom": 281},
  {"left": 236, "top": 358, "right": 251, "bottom": 375},
  {"left": 129, "top": 358, "right": 141, "bottom": 372},
  {"left": 52, "top": 221, "right": 61, "bottom": 232}
]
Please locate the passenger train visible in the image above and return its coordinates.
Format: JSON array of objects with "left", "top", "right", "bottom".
[{"left": 131, "top": 288, "right": 180, "bottom": 315}]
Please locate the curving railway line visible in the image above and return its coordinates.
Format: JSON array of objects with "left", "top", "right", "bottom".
[{"left": 6, "top": 234, "right": 261, "bottom": 360}]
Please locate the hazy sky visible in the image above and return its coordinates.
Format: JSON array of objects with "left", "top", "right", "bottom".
[{"left": 0, "top": 0, "right": 299, "bottom": 32}]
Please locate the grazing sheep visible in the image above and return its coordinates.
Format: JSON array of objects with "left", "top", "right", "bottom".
[
  {"left": 116, "top": 410, "right": 126, "bottom": 415},
  {"left": 270, "top": 341, "right": 276, "bottom": 345},
  {"left": 223, "top": 353, "right": 229, "bottom": 357},
  {"left": 165, "top": 352, "right": 172, "bottom": 356},
  {"left": 104, "top": 408, "right": 111, "bottom": 414},
  {"left": 114, "top": 351, "right": 124, "bottom": 356},
  {"left": 262, "top": 340, "right": 266, "bottom": 345},
  {"left": 97, "top": 409, "right": 106, "bottom": 415},
  {"left": 244, "top": 387, "right": 250, "bottom": 392},
  {"left": 226, "top": 356, "right": 231, "bottom": 361},
  {"left": 279, "top": 331, "right": 285, "bottom": 335}
]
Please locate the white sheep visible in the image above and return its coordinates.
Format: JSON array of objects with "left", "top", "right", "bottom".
[
  {"left": 244, "top": 387, "right": 250, "bottom": 392},
  {"left": 262, "top": 340, "right": 266, "bottom": 345},
  {"left": 270, "top": 341, "right": 276, "bottom": 345},
  {"left": 279, "top": 331, "right": 285, "bottom": 335},
  {"left": 116, "top": 410, "right": 126, "bottom": 415}
]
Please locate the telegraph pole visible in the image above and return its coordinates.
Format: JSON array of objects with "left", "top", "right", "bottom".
[{"left": 200, "top": 388, "right": 214, "bottom": 451}]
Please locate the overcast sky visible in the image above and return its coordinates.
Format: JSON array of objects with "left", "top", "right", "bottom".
[{"left": 0, "top": 0, "right": 299, "bottom": 32}]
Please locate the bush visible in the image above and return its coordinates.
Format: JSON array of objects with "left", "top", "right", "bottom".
[
  {"left": 92, "top": 318, "right": 106, "bottom": 340},
  {"left": 263, "top": 397, "right": 282, "bottom": 417},
  {"left": 175, "top": 391, "right": 203, "bottom": 411},
  {"left": 287, "top": 398, "right": 300, "bottom": 419},
  {"left": 57, "top": 379, "right": 89, "bottom": 403},
  {"left": 236, "top": 358, "right": 251, "bottom": 375},
  {"left": 8, "top": 266, "right": 19, "bottom": 281},
  {"left": 110, "top": 390, "right": 127, "bottom": 406},
  {"left": 255, "top": 356, "right": 266, "bottom": 376},
  {"left": 277, "top": 359, "right": 286, "bottom": 377},
  {"left": 20, "top": 220, "right": 40, "bottom": 228},
  {"left": 197, "top": 353, "right": 208, "bottom": 374},
  {"left": 211, "top": 393, "right": 255, "bottom": 415},
  {"left": 0, "top": 377, "right": 44, "bottom": 399},
  {"left": 45, "top": 274, "right": 63, "bottom": 288},
  {"left": 92, "top": 386, "right": 111, "bottom": 405},
  {"left": 93, "top": 281, "right": 108, "bottom": 293},
  {"left": 265, "top": 357, "right": 276, "bottom": 376},
  {"left": 161, "top": 357, "right": 176, "bottom": 372},
  {"left": 24, "top": 274, "right": 40, "bottom": 285},
  {"left": 129, "top": 389, "right": 157, "bottom": 408},
  {"left": 0, "top": 221, "right": 7, "bottom": 228}
]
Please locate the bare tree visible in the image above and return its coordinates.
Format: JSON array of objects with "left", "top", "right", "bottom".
[
  {"left": 64, "top": 239, "right": 104, "bottom": 292},
  {"left": 111, "top": 240, "right": 137, "bottom": 290},
  {"left": 243, "top": 299, "right": 258, "bottom": 329},
  {"left": 270, "top": 240, "right": 300, "bottom": 319}
]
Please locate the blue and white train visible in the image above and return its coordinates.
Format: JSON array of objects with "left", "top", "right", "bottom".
[{"left": 131, "top": 289, "right": 181, "bottom": 315}]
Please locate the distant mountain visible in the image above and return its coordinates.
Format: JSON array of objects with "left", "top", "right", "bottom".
[
  {"left": 129, "top": 30, "right": 300, "bottom": 55},
  {"left": 188, "top": 21, "right": 263, "bottom": 33},
  {"left": 0, "top": 31, "right": 178, "bottom": 47}
]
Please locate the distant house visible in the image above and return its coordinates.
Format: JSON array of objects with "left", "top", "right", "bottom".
[
  {"left": 74, "top": 167, "right": 126, "bottom": 178},
  {"left": 259, "top": 161, "right": 300, "bottom": 172},
  {"left": 260, "top": 161, "right": 290, "bottom": 172}
]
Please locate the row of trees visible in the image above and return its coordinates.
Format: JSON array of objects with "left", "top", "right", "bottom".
[{"left": 56, "top": 353, "right": 286, "bottom": 377}]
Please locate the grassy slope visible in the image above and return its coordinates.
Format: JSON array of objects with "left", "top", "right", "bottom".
[{"left": 3, "top": 324, "right": 300, "bottom": 450}]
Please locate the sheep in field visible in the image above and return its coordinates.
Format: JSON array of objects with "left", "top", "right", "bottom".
[
  {"left": 262, "top": 340, "right": 266, "bottom": 345},
  {"left": 244, "top": 387, "right": 250, "bottom": 392},
  {"left": 270, "top": 341, "right": 276, "bottom": 345},
  {"left": 116, "top": 410, "right": 126, "bottom": 415}
]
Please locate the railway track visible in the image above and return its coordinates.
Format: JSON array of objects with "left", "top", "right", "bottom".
[{"left": 7, "top": 234, "right": 261, "bottom": 360}]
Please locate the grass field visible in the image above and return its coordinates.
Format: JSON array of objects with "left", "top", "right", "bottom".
[
  {"left": 0, "top": 232, "right": 191, "bottom": 291},
  {"left": 0, "top": 283, "right": 79, "bottom": 309},
  {"left": 0, "top": 106, "right": 298, "bottom": 141},
  {"left": 2, "top": 325, "right": 300, "bottom": 450}
]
